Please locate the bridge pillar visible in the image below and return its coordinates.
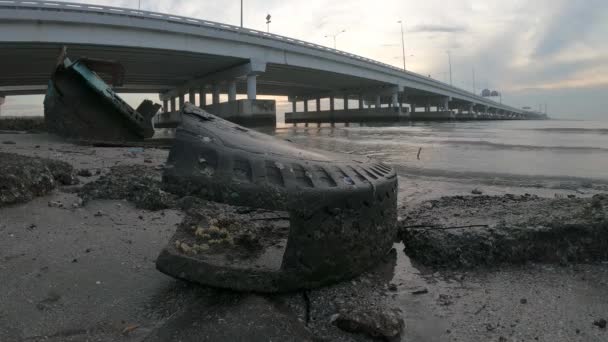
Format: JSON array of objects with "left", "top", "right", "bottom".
[
  {"left": 425, "top": 102, "right": 430, "bottom": 112},
  {"left": 228, "top": 81, "right": 237, "bottom": 102},
  {"left": 189, "top": 89, "right": 196, "bottom": 103},
  {"left": 410, "top": 103, "right": 416, "bottom": 113},
  {"left": 391, "top": 91, "right": 399, "bottom": 112},
  {"left": 0, "top": 96, "right": 4, "bottom": 116},
  {"left": 316, "top": 97, "right": 321, "bottom": 112},
  {"left": 170, "top": 97, "right": 177, "bottom": 113},
  {"left": 303, "top": 100, "right": 309, "bottom": 113},
  {"left": 179, "top": 94, "right": 185, "bottom": 110},
  {"left": 443, "top": 97, "right": 450, "bottom": 111},
  {"left": 375, "top": 95, "right": 381, "bottom": 109},
  {"left": 344, "top": 95, "right": 349, "bottom": 111},
  {"left": 330, "top": 96, "right": 335, "bottom": 112},
  {"left": 212, "top": 84, "right": 220, "bottom": 105},
  {"left": 163, "top": 99, "right": 168, "bottom": 113},
  {"left": 358, "top": 95, "right": 364, "bottom": 110},
  {"left": 199, "top": 87, "right": 206, "bottom": 108},
  {"left": 292, "top": 99, "right": 296, "bottom": 113},
  {"left": 247, "top": 74, "right": 257, "bottom": 100}
]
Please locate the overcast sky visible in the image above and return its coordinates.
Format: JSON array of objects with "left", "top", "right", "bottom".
[{"left": 3, "top": 0, "right": 608, "bottom": 119}]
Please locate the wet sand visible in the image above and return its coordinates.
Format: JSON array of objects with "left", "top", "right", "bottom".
[{"left": 1, "top": 132, "right": 607, "bottom": 342}]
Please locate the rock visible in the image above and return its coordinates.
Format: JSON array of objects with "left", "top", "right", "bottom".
[
  {"left": 2, "top": 141, "right": 16, "bottom": 145},
  {"left": 144, "top": 158, "right": 153, "bottom": 163},
  {"left": 471, "top": 188, "right": 483, "bottom": 195},
  {"left": 520, "top": 298, "right": 527, "bottom": 304},
  {"left": 593, "top": 318, "right": 607, "bottom": 329},
  {"left": 77, "top": 168, "right": 93, "bottom": 177},
  {"left": 94, "top": 210, "right": 103, "bottom": 217},
  {"left": 48, "top": 201, "right": 64, "bottom": 208},
  {"left": 388, "top": 283, "right": 398, "bottom": 292},
  {"left": 438, "top": 294, "right": 453, "bottom": 306},
  {"left": 399, "top": 194, "right": 608, "bottom": 268},
  {"left": 332, "top": 306, "right": 404, "bottom": 340}
]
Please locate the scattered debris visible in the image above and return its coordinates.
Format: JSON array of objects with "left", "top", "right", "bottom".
[
  {"left": 77, "top": 168, "right": 93, "bottom": 177},
  {"left": 520, "top": 298, "right": 527, "bottom": 304},
  {"left": 48, "top": 201, "right": 64, "bottom": 208},
  {"left": 411, "top": 287, "right": 429, "bottom": 295},
  {"left": 331, "top": 306, "right": 404, "bottom": 340},
  {"left": 121, "top": 324, "right": 140, "bottom": 336},
  {"left": 94, "top": 210, "right": 103, "bottom": 217},
  {"left": 471, "top": 188, "right": 483, "bottom": 195},
  {"left": 0, "top": 152, "right": 78, "bottom": 207},
  {"left": 594, "top": 318, "right": 607, "bottom": 329},
  {"left": 78, "top": 165, "right": 176, "bottom": 211}
]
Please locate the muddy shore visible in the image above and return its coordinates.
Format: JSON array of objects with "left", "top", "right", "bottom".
[{"left": 1, "top": 132, "right": 607, "bottom": 342}]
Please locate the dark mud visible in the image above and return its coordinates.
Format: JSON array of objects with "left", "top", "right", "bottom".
[
  {"left": 78, "top": 164, "right": 177, "bottom": 211},
  {"left": 0, "top": 117, "right": 46, "bottom": 133},
  {"left": 0, "top": 152, "right": 77, "bottom": 207},
  {"left": 399, "top": 194, "right": 608, "bottom": 268}
]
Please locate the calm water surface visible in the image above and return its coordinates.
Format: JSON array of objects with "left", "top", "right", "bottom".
[{"left": 270, "top": 120, "right": 608, "bottom": 190}]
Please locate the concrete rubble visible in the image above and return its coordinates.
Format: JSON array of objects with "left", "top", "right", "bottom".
[{"left": 399, "top": 194, "right": 608, "bottom": 268}]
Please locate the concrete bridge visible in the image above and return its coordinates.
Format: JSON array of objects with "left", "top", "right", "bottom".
[{"left": 0, "top": 0, "right": 538, "bottom": 125}]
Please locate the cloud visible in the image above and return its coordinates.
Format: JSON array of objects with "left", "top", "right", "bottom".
[{"left": 408, "top": 24, "right": 467, "bottom": 33}]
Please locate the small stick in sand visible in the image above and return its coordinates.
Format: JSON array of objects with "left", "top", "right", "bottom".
[{"left": 417, "top": 147, "right": 422, "bottom": 160}]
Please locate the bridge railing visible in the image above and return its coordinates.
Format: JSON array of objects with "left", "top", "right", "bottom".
[{"left": 0, "top": 0, "right": 519, "bottom": 112}]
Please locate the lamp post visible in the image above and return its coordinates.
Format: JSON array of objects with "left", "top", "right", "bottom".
[
  {"left": 397, "top": 20, "right": 406, "bottom": 71},
  {"left": 446, "top": 50, "right": 453, "bottom": 85},
  {"left": 266, "top": 14, "right": 271, "bottom": 33},
  {"left": 240, "top": 0, "right": 243, "bottom": 27},
  {"left": 325, "top": 29, "right": 346, "bottom": 49}
]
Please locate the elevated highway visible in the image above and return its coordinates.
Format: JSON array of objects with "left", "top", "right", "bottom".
[{"left": 0, "top": 0, "right": 532, "bottom": 123}]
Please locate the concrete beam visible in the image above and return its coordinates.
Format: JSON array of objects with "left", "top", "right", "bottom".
[{"left": 159, "top": 60, "right": 266, "bottom": 101}]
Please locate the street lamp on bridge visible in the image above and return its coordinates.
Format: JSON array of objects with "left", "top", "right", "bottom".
[
  {"left": 446, "top": 50, "right": 453, "bottom": 85},
  {"left": 325, "top": 29, "right": 346, "bottom": 50},
  {"left": 397, "top": 20, "right": 406, "bottom": 71}
]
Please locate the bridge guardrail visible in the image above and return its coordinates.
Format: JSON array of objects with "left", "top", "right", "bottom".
[{"left": 0, "top": 0, "right": 520, "bottom": 112}]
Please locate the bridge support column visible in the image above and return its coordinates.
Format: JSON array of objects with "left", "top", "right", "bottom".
[
  {"left": 443, "top": 97, "right": 450, "bottom": 111},
  {"left": 375, "top": 95, "right": 381, "bottom": 109},
  {"left": 426, "top": 102, "right": 430, "bottom": 112},
  {"left": 163, "top": 99, "right": 168, "bottom": 113},
  {"left": 344, "top": 95, "right": 349, "bottom": 111},
  {"left": 391, "top": 91, "right": 399, "bottom": 112},
  {"left": 292, "top": 99, "right": 296, "bottom": 114},
  {"left": 330, "top": 96, "right": 335, "bottom": 112},
  {"left": 189, "top": 89, "right": 196, "bottom": 103},
  {"left": 179, "top": 94, "right": 185, "bottom": 110},
  {"left": 358, "top": 95, "right": 363, "bottom": 110},
  {"left": 170, "top": 97, "right": 176, "bottom": 112},
  {"left": 316, "top": 97, "right": 321, "bottom": 112},
  {"left": 247, "top": 74, "right": 257, "bottom": 100},
  {"left": 0, "top": 96, "right": 4, "bottom": 116},
  {"left": 410, "top": 103, "right": 416, "bottom": 113},
  {"left": 303, "top": 100, "right": 308, "bottom": 113},
  {"left": 212, "top": 84, "right": 220, "bottom": 105},
  {"left": 199, "top": 87, "right": 206, "bottom": 108},
  {"left": 228, "top": 81, "right": 237, "bottom": 102}
]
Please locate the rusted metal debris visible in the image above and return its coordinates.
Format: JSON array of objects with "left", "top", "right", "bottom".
[{"left": 44, "top": 51, "right": 159, "bottom": 141}]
